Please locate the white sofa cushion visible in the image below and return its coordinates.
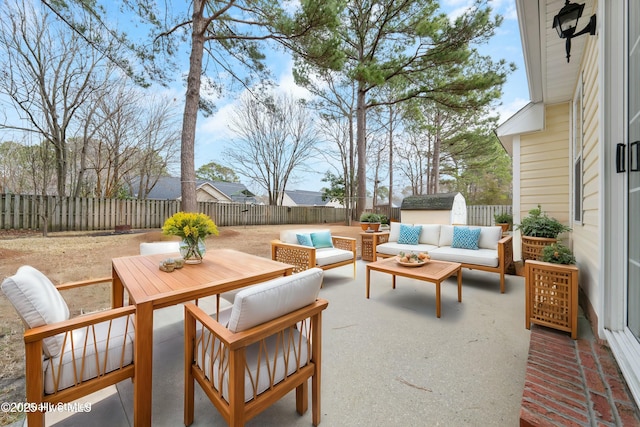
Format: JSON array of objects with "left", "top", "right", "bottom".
[
  {"left": 388, "top": 222, "right": 403, "bottom": 242},
  {"left": 315, "top": 248, "right": 353, "bottom": 266},
  {"left": 430, "top": 246, "right": 499, "bottom": 268},
  {"left": 227, "top": 268, "right": 323, "bottom": 333},
  {"left": 438, "top": 225, "right": 454, "bottom": 247},
  {"left": 376, "top": 242, "right": 438, "bottom": 256},
  {"left": 44, "top": 315, "right": 135, "bottom": 394},
  {"left": 416, "top": 224, "right": 441, "bottom": 245},
  {"left": 1, "top": 266, "right": 70, "bottom": 357},
  {"left": 478, "top": 226, "right": 503, "bottom": 250},
  {"left": 280, "top": 229, "right": 330, "bottom": 245}
]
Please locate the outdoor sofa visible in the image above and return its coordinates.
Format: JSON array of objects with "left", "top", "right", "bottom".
[{"left": 375, "top": 222, "right": 513, "bottom": 293}]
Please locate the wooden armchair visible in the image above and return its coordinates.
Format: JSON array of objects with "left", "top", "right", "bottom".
[
  {"left": 184, "top": 268, "right": 329, "bottom": 427},
  {"left": 271, "top": 228, "right": 356, "bottom": 277},
  {"left": 1, "top": 266, "right": 135, "bottom": 427}
]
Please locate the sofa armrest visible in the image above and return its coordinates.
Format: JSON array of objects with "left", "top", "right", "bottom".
[
  {"left": 497, "top": 235, "right": 514, "bottom": 272},
  {"left": 331, "top": 236, "right": 356, "bottom": 254},
  {"left": 271, "top": 239, "right": 316, "bottom": 273}
]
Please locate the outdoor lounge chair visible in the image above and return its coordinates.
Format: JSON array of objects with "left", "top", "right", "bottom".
[
  {"left": 1, "top": 266, "right": 135, "bottom": 427},
  {"left": 183, "top": 267, "right": 329, "bottom": 427},
  {"left": 271, "top": 228, "right": 357, "bottom": 277}
]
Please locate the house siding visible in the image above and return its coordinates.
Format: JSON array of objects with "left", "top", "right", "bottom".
[
  {"left": 574, "top": 26, "right": 601, "bottom": 328},
  {"left": 519, "top": 103, "right": 571, "bottom": 224}
]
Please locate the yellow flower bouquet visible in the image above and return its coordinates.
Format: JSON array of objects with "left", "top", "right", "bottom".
[{"left": 162, "top": 212, "right": 219, "bottom": 263}]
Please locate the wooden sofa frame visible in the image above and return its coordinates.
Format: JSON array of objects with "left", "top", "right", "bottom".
[
  {"left": 376, "top": 235, "right": 514, "bottom": 293},
  {"left": 271, "top": 236, "right": 357, "bottom": 276}
]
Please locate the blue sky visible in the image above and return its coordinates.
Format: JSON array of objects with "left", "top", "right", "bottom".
[{"left": 193, "top": 0, "right": 530, "bottom": 192}]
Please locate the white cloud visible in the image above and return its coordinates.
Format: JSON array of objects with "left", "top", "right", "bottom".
[{"left": 495, "top": 97, "right": 530, "bottom": 125}]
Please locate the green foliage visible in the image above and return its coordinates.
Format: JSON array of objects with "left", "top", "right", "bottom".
[
  {"left": 516, "top": 205, "right": 571, "bottom": 238},
  {"left": 541, "top": 243, "right": 576, "bottom": 265},
  {"left": 321, "top": 171, "right": 346, "bottom": 204},
  {"left": 494, "top": 212, "right": 512, "bottom": 224},
  {"left": 360, "top": 212, "right": 381, "bottom": 222},
  {"left": 196, "top": 162, "right": 239, "bottom": 182}
]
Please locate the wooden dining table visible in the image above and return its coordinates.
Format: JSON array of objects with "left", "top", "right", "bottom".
[{"left": 111, "top": 249, "right": 294, "bottom": 426}]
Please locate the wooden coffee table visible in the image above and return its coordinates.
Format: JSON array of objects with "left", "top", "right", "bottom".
[{"left": 366, "top": 257, "right": 462, "bottom": 318}]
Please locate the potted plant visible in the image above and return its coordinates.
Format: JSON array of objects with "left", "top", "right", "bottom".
[
  {"left": 359, "top": 212, "right": 382, "bottom": 232},
  {"left": 525, "top": 242, "right": 579, "bottom": 339},
  {"left": 162, "top": 212, "right": 219, "bottom": 264},
  {"left": 516, "top": 205, "right": 571, "bottom": 261},
  {"left": 493, "top": 212, "right": 513, "bottom": 233}
]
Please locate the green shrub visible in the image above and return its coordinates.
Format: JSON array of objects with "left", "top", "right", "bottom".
[
  {"left": 494, "top": 212, "right": 513, "bottom": 224},
  {"left": 516, "top": 205, "right": 571, "bottom": 238},
  {"left": 360, "top": 212, "right": 381, "bottom": 222},
  {"left": 541, "top": 243, "right": 576, "bottom": 265}
]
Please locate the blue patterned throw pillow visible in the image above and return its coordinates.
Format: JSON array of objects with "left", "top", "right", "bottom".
[
  {"left": 296, "top": 233, "right": 313, "bottom": 247},
  {"left": 398, "top": 224, "right": 422, "bottom": 245},
  {"left": 451, "top": 226, "right": 481, "bottom": 250}
]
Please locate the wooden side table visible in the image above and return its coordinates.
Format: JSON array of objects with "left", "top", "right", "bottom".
[{"left": 360, "top": 231, "right": 390, "bottom": 262}]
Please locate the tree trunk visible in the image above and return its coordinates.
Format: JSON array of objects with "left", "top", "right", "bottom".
[
  {"left": 180, "top": 0, "right": 206, "bottom": 213},
  {"left": 356, "top": 83, "right": 367, "bottom": 219}
]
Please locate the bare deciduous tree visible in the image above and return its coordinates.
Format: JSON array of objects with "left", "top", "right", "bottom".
[
  {"left": 225, "top": 93, "right": 319, "bottom": 205},
  {"left": 0, "top": 0, "right": 114, "bottom": 197}
]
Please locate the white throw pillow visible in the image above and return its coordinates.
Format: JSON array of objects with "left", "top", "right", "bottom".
[
  {"left": 388, "top": 222, "right": 403, "bottom": 242},
  {"left": 417, "top": 224, "right": 441, "bottom": 245},
  {"left": 439, "top": 225, "right": 454, "bottom": 247},
  {"left": 478, "top": 226, "right": 503, "bottom": 250},
  {"left": 1, "top": 266, "right": 70, "bottom": 357}
]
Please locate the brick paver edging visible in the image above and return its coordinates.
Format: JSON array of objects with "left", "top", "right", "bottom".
[{"left": 520, "top": 325, "right": 640, "bottom": 426}]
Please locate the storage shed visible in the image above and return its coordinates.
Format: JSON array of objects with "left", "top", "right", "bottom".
[{"left": 400, "top": 193, "right": 467, "bottom": 225}]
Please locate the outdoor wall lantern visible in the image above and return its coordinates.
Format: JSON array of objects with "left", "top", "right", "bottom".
[{"left": 552, "top": 0, "right": 596, "bottom": 63}]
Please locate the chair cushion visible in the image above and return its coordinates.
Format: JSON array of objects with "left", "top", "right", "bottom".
[
  {"left": 198, "top": 326, "right": 309, "bottom": 403},
  {"left": 398, "top": 224, "right": 422, "bottom": 245},
  {"left": 296, "top": 233, "right": 313, "bottom": 247},
  {"left": 1, "top": 266, "right": 70, "bottom": 357},
  {"left": 451, "top": 226, "right": 481, "bottom": 250},
  {"left": 315, "top": 248, "right": 353, "bottom": 266},
  {"left": 44, "top": 315, "right": 135, "bottom": 394},
  {"left": 310, "top": 231, "right": 333, "bottom": 248},
  {"left": 139, "top": 241, "right": 180, "bottom": 255},
  {"left": 227, "top": 268, "right": 323, "bottom": 333}
]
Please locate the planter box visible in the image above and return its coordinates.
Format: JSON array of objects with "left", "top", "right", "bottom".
[
  {"left": 525, "top": 260, "right": 579, "bottom": 339},
  {"left": 521, "top": 236, "right": 556, "bottom": 261}
]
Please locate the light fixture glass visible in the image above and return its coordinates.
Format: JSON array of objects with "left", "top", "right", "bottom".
[{"left": 552, "top": 1, "right": 596, "bottom": 63}]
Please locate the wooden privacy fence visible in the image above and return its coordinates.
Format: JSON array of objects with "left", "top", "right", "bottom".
[{"left": 0, "top": 194, "right": 511, "bottom": 232}]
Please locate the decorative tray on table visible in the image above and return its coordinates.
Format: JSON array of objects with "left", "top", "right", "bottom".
[{"left": 395, "top": 252, "right": 431, "bottom": 267}]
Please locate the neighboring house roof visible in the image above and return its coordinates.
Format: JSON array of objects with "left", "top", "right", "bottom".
[
  {"left": 284, "top": 190, "right": 330, "bottom": 206},
  {"left": 401, "top": 193, "right": 462, "bottom": 211},
  {"left": 133, "top": 176, "right": 256, "bottom": 203}
]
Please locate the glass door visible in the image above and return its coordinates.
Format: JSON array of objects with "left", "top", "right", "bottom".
[{"left": 628, "top": 0, "right": 640, "bottom": 343}]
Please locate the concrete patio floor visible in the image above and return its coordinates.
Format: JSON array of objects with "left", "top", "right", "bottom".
[{"left": 20, "top": 261, "right": 532, "bottom": 426}]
